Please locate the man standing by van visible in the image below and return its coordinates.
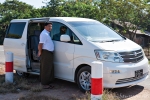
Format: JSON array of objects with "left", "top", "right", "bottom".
[{"left": 38, "top": 22, "right": 54, "bottom": 89}]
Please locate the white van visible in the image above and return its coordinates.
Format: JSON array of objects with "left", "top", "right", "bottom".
[{"left": 3, "top": 17, "right": 149, "bottom": 92}]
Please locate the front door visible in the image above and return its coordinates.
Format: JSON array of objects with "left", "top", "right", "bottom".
[{"left": 51, "top": 22, "right": 74, "bottom": 80}]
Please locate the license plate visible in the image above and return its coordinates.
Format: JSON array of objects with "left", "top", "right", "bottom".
[{"left": 135, "top": 69, "right": 143, "bottom": 78}]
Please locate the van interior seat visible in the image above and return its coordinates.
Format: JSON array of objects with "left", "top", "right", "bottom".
[{"left": 29, "top": 30, "right": 41, "bottom": 61}]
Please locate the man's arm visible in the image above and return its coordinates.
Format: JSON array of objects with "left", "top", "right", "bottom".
[{"left": 38, "top": 43, "right": 43, "bottom": 57}]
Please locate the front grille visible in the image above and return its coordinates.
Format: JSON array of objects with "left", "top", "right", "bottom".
[
  {"left": 116, "top": 72, "right": 148, "bottom": 84},
  {"left": 119, "top": 49, "right": 144, "bottom": 63}
]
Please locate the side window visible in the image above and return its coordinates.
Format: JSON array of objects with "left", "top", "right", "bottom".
[
  {"left": 51, "top": 22, "right": 69, "bottom": 41},
  {"left": 72, "top": 33, "right": 82, "bottom": 45},
  {"left": 6, "top": 22, "right": 26, "bottom": 39},
  {"left": 51, "top": 22, "right": 82, "bottom": 45}
]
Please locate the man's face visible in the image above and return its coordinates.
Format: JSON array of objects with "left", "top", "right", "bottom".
[{"left": 45, "top": 24, "right": 52, "bottom": 32}]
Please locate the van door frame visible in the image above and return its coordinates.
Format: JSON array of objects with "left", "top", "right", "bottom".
[{"left": 27, "top": 18, "right": 50, "bottom": 72}]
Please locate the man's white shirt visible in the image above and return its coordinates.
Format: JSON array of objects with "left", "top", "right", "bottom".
[{"left": 39, "top": 29, "right": 54, "bottom": 51}]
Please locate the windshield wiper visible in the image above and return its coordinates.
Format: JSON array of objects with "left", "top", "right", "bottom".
[
  {"left": 105, "top": 40, "right": 122, "bottom": 42},
  {"left": 92, "top": 39, "right": 123, "bottom": 43}
]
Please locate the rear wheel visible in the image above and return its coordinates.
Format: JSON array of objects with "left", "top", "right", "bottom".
[
  {"left": 16, "top": 70, "right": 30, "bottom": 77},
  {"left": 77, "top": 66, "right": 91, "bottom": 92}
]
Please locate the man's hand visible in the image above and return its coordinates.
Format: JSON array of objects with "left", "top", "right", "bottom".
[
  {"left": 38, "top": 43, "right": 43, "bottom": 57},
  {"left": 38, "top": 51, "right": 41, "bottom": 57}
]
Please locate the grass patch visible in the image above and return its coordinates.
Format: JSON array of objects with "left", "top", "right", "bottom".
[
  {"left": 18, "top": 90, "right": 119, "bottom": 100},
  {"left": 30, "top": 85, "right": 42, "bottom": 92},
  {"left": 102, "top": 90, "right": 120, "bottom": 100},
  {"left": 70, "top": 90, "right": 120, "bottom": 100},
  {"left": 0, "top": 75, "right": 41, "bottom": 94},
  {"left": 19, "top": 93, "right": 59, "bottom": 100},
  {"left": 0, "top": 74, "right": 120, "bottom": 100}
]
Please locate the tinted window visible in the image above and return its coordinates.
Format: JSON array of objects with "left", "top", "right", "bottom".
[
  {"left": 6, "top": 22, "right": 26, "bottom": 39},
  {"left": 51, "top": 22, "right": 82, "bottom": 44},
  {"left": 51, "top": 22, "right": 70, "bottom": 41}
]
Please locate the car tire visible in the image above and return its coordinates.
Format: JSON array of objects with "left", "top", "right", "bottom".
[
  {"left": 77, "top": 66, "right": 91, "bottom": 93},
  {"left": 16, "top": 70, "right": 30, "bottom": 77}
]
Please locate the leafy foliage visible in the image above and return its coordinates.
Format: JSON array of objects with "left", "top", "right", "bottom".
[{"left": 0, "top": 0, "right": 150, "bottom": 42}]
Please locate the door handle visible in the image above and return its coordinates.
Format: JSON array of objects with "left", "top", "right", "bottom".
[{"left": 21, "top": 43, "right": 25, "bottom": 46}]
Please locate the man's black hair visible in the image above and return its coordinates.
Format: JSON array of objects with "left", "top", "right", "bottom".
[
  {"left": 44, "top": 22, "right": 52, "bottom": 26},
  {"left": 60, "top": 26, "right": 67, "bottom": 29}
]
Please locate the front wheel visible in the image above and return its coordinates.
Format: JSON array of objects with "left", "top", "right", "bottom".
[
  {"left": 77, "top": 66, "right": 91, "bottom": 92},
  {"left": 16, "top": 70, "right": 30, "bottom": 77}
]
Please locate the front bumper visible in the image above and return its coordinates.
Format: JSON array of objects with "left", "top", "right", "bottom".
[{"left": 102, "top": 57, "right": 149, "bottom": 88}]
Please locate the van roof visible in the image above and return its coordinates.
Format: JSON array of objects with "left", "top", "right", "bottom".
[
  {"left": 11, "top": 17, "right": 96, "bottom": 22},
  {"left": 50, "top": 17, "right": 95, "bottom": 22}
]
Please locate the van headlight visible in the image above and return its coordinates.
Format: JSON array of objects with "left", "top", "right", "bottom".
[
  {"left": 141, "top": 49, "right": 146, "bottom": 57},
  {"left": 94, "top": 50, "right": 124, "bottom": 62}
]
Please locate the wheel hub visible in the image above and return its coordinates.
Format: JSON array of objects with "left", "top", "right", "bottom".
[{"left": 79, "top": 71, "right": 91, "bottom": 91}]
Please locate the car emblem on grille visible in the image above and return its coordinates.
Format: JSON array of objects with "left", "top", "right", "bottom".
[{"left": 134, "top": 52, "right": 137, "bottom": 56}]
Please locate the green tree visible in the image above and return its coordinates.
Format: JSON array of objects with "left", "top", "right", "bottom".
[
  {"left": 56, "top": 1, "right": 102, "bottom": 21},
  {"left": 101, "top": 0, "right": 150, "bottom": 40},
  {"left": 43, "top": 0, "right": 64, "bottom": 17},
  {"left": 0, "top": 0, "right": 42, "bottom": 24}
]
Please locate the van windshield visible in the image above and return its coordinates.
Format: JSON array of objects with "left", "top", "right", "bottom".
[{"left": 68, "top": 21, "right": 124, "bottom": 42}]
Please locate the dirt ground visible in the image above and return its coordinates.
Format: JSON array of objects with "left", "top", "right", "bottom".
[
  {"left": 0, "top": 64, "right": 150, "bottom": 100},
  {"left": 0, "top": 64, "right": 89, "bottom": 100}
]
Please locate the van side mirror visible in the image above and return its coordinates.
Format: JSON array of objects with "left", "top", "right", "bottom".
[{"left": 60, "top": 35, "right": 70, "bottom": 42}]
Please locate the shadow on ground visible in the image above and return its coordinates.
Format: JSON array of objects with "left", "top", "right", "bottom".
[{"left": 110, "top": 85, "right": 144, "bottom": 99}]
